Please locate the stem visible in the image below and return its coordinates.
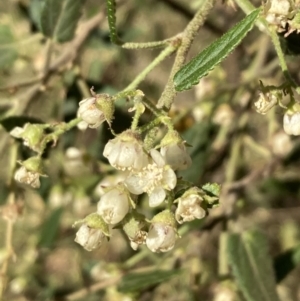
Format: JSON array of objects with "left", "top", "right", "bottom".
[
  {"left": 105, "top": 0, "right": 123, "bottom": 45},
  {"left": 43, "top": 39, "right": 53, "bottom": 75},
  {"left": 122, "top": 44, "right": 178, "bottom": 92},
  {"left": 122, "top": 36, "right": 178, "bottom": 49},
  {"left": 156, "top": 0, "right": 214, "bottom": 110},
  {"left": 41, "top": 118, "right": 82, "bottom": 150},
  {"left": 268, "top": 28, "right": 297, "bottom": 87}
]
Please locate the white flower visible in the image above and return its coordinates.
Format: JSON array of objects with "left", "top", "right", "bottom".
[
  {"left": 97, "top": 184, "right": 130, "bottom": 224},
  {"left": 63, "top": 147, "right": 90, "bottom": 177},
  {"left": 14, "top": 166, "right": 41, "bottom": 188},
  {"left": 75, "top": 224, "right": 106, "bottom": 251},
  {"left": 103, "top": 130, "right": 149, "bottom": 171},
  {"left": 175, "top": 187, "right": 206, "bottom": 224},
  {"left": 77, "top": 97, "right": 105, "bottom": 128},
  {"left": 267, "top": 0, "right": 290, "bottom": 16},
  {"left": 125, "top": 149, "right": 177, "bottom": 207},
  {"left": 271, "top": 131, "right": 293, "bottom": 157},
  {"left": 160, "top": 143, "right": 191, "bottom": 171},
  {"left": 94, "top": 173, "right": 127, "bottom": 197},
  {"left": 146, "top": 222, "right": 176, "bottom": 253},
  {"left": 283, "top": 111, "right": 300, "bottom": 136},
  {"left": 160, "top": 130, "right": 191, "bottom": 170}
]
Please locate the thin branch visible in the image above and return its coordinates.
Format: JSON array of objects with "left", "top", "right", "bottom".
[{"left": 156, "top": 0, "right": 214, "bottom": 110}]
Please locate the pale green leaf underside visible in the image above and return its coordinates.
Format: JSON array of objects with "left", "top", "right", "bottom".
[
  {"left": 227, "top": 230, "right": 280, "bottom": 301},
  {"left": 174, "top": 8, "right": 260, "bottom": 92}
]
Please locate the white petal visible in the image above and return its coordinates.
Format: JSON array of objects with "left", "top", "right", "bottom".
[
  {"left": 162, "top": 168, "right": 177, "bottom": 190},
  {"left": 97, "top": 188, "right": 129, "bottom": 224},
  {"left": 150, "top": 149, "right": 165, "bottom": 167},
  {"left": 148, "top": 187, "right": 166, "bottom": 207},
  {"left": 125, "top": 174, "right": 144, "bottom": 195}
]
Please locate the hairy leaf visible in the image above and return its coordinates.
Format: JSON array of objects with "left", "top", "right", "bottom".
[
  {"left": 118, "top": 269, "right": 181, "bottom": 293},
  {"left": 174, "top": 8, "right": 260, "bottom": 91},
  {"left": 227, "top": 230, "right": 280, "bottom": 301},
  {"left": 54, "top": 0, "right": 83, "bottom": 42},
  {"left": 40, "top": 0, "right": 83, "bottom": 42},
  {"left": 40, "top": 0, "right": 63, "bottom": 37}
]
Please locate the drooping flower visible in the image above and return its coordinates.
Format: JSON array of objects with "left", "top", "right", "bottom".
[
  {"left": 103, "top": 130, "right": 149, "bottom": 171},
  {"left": 146, "top": 210, "right": 177, "bottom": 253},
  {"left": 125, "top": 149, "right": 177, "bottom": 207},
  {"left": 175, "top": 187, "right": 206, "bottom": 224},
  {"left": 14, "top": 166, "right": 41, "bottom": 189},
  {"left": 97, "top": 183, "right": 131, "bottom": 225},
  {"left": 160, "top": 131, "right": 192, "bottom": 171},
  {"left": 14, "top": 156, "right": 46, "bottom": 189},
  {"left": 77, "top": 98, "right": 105, "bottom": 129},
  {"left": 283, "top": 110, "right": 300, "bottom": 136},
  {"left": 77, "top": 93, "right": 114, "bottom": 129},
  {"left": 74, "top": 213, "right": 110, "bottom": 251},
  {"left": 75, "top": 224, "right": 106, "bottom": 251}
]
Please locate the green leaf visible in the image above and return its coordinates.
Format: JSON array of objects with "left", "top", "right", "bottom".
[
  {"left": 227, "top": 230, "right": 280, "bottom": 301},
  {"left": 54, "top": 0, "right": 83, "bottom": 42},
  {"left": 38, "top": 208, "right": 63, "bottom": 248},
  {"left": 274, "top": 244, "right": 300, "bottom": 283},
  {"left": 40, "top": 0, "right": 63, "bottom": 37},
  {"left": 174, "top": 8, "right": 260, "bottom": 92},
  {"left": 40, "top": 0, "right": 83, "bottom": 42},
  {"left": 118, "top": 269, "right": 181, "bottom": 293},
  {"left": 29, "top": 0, "right": 45, "bottom": 31}
]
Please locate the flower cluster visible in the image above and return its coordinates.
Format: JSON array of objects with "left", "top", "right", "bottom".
[
  {"left": 264, "top": 0, "right": 300, "bottom": 36},
  {"left": 73, "top": 92, "right": 220, "bottom": 253}
]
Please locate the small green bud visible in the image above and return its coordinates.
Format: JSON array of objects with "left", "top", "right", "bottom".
[{"left": 10, "top": 123, "right": 46, "bottom": 153}]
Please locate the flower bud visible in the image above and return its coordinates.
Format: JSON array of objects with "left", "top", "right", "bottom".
[
  {"left": 283, "top": 109, "right": 300, "bottom": 136},
  {"left": 103, "top": 130, "right": 149, "bottom": 171},
  {"left": 160, "top": 130, "right": 192, "bottom": 171},
  {"left": 10, "top": 123, "right": 45, "bottom": 153},
  {"left": 146, "top": 210, "right": 177, "bottom": 253},
  {"left": 77, "top": 93, "right": 114, "bottom": 129},
  {"left": 122, "top": 212, "right": 147, "bottom": 250},
  {"left": 97, "top": 184, "right": 131, "bottom": 225},
  {"left": 74, "top": 213, "right": 110, "bottom": 251},
  {"left": 175, "top": 187, "right": 206, "bottom": 224}
]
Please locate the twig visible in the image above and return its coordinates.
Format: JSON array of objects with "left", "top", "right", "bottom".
[{"left": 156, "top": 0, "right": 214, "bottom": 110}]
